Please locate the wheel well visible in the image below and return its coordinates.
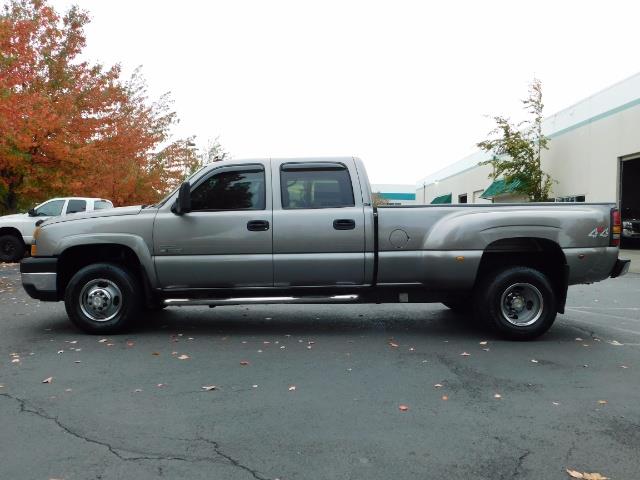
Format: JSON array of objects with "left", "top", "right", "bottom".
[
  {"left": 476, "top": 238, "right": 568, "bottom": 313},
  {"left": 57, "top": 244, "right": 151, "bottom": 303},
  {"left": 0, "top": 227, "right": 26, "bottom": 245}
]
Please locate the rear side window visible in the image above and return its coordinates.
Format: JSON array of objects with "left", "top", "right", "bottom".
[
  {"left": 35, "top": 199, "right": 65, "bottom": 217},
  {"left": 94, "top": 200, "right": 113, "bottom": 210},
  {"left": 66, "top": 200, "right": 86, "bottom": 214},
  {"left": 191, "top": 167, "right": 266, "bottom": 211},
  {"left": 281, "top": 164, "right": 355, "bottom": 209}
]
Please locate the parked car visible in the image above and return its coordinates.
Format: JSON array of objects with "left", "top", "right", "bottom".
[
  {"left": 21, "top": 157, "right": 629, "bottom": 339},
  {"left": 621, "top": 207, "right": 640, "bottom": 247},
  {"left": 0, "top": 197, "right": 113, "bottom": 262}
]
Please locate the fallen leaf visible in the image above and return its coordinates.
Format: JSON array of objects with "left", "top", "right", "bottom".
[
  {"left": 597, "top": 400, "right": 608, "bottom": 405},
  {"left": 460, "top": 352, "right": 470, "bottom": 356},
  {"left": 11, "top": 358, "right": 20, "bottom": 363},
  {"left": 433, "top": 383, "right": 443, "bottom": 388},
  {"left": 202, "top": 385, "right": 217, "bottom": 391},
  {"left": 106, "top": 343, "right": 114, "bottom": 347},
  {"left": 566, "top": 469, "right": 584, "bottom": 479},
  {"left": 494, "top": 393, "right": 502, "bottom": 399},
  {"left": 99, "top": 338, "right": 107, "bottom": 343},
  {"left": 240, "top": 361, "right": 250, "bottom": 366},
  {"left": 620, "top": 365, "right": 628, "bottom": 369},
  {"left": 441, "top": 395, "right": 449, "bottom": 401},
  {"left": 152, "top": 352, "right": 160, "bottom": 356},
  {"left": 65, "top": 388, "right": 72, "bottom": 392},
  {"left": 157, "top": 383, "right": 166, "bottom": 388},
  {"left": 552, "top": 402, "right": 560, "bottom": 406},
  {"left": 42, "top": 377, "right": 53, "bottom": 384},
  {"left": 252, "top": 384, "right": 258, "bottom": 388},
  {"left": 389, "top": 342, "right": 399, "bottom": 348},
  {"left": 134, "top": 388, "right": 143, "bottom": 393},
  {"left": 531, "top": 359, "right": 539, "bottom": 363},
  {"left": 479, "top": 341, "right": 488, "bottom": 345},
  {"left": 177, "top": 354, "right": 190, "bottom": 360},
  {"left": 575, "top": 337, "right": 583, "bottom": 342},
  {"left": 288, "top": 385, "right": 296, "bottom": 391},
  {"left": 409, "top": 347, "right": 415, "bottom": 351},
  {"left": 398, "top": 404, "right": 409, "bottom": 411},
  {"left": 608, "top": 340, "right": 623, "bottom": 346},
  {"left": 582, "top": 473, "right": 609, "bottom": 480},
  {"left": 57, "top": 350, "right": 64, "bottom": 354},
  {"left": 126, "top": 341, "right": 135, "bottom": 347},
  {"left": 74, "top": 360, "right": 82, "bottom": 364}
]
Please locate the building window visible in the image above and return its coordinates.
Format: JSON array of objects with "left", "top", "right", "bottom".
[
  {"left": 555, "top": 195, "right": 586, "bottom": 202},
  {"left": 458, "top": 194, "right": 468, "bottom": 204}
]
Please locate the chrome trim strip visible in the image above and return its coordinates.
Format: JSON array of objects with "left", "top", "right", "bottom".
[
  {"left": 164, "top": 294, "right": 359, "bottom": 306},
  {"left": 21, "top": 272, "right": 57, "bottom": 291}
]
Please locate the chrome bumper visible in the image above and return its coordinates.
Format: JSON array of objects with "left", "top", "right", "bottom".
[{"left": 20, "top": 257, "right": 58, "bottom": 301}]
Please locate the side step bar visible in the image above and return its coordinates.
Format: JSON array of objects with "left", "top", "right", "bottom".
[{"left": 163, "top": 294, "right": 360, "bottom": 307}]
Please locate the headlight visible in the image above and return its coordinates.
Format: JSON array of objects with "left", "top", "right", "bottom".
[{"left": 623, "top": 221, "right": 632, "bottom": 229}]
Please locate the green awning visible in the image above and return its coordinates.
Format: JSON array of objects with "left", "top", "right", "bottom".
[
  {"left": 480, "top": 179, "right": 523, "bottom": 199},
  {"left": 430, "top": 193, "right": 452, "bottom": 204}
]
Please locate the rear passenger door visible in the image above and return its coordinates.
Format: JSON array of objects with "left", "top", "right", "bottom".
[
  {"left": 272, "top": 160, "right": 365, "bottom": 287},
  {"left": 65, "top": 199, "right": 86, "bottom": 215}
]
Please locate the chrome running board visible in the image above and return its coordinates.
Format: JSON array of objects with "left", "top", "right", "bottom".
[{"left": 163, "top": 294, "right": 359, "bottom": 307}]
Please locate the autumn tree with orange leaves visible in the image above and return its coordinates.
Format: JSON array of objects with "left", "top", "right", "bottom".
[{"left": 0, "top": 0, "right": 200, "bottom": 213}]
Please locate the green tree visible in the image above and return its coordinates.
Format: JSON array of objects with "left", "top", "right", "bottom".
[{"left": 477, "top": 78, "right": 553, "bottom": 202}]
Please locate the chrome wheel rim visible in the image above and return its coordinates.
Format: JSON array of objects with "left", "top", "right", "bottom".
[
  {"left": 500, "top": 283, "right": 543, "bottom": 327},
  {"left": 79, "top": 278, "right": 123, "bottom": 322}
]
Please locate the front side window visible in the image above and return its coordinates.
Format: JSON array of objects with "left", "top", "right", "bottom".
[
  {"left": 191, "top": 168, "right": 266, "bottom": 211},
  {"left": 281, "top": 165, "right": 355, "bottom": 209},
  {"left": 35, "top": 199, "right": 65, "bottom": 217},
  {"left": 66, "top": 200, "right": 87, "bottom": 214}
]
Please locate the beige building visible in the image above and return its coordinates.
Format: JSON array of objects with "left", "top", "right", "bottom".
[{"left": 417, "top": 72, "right": 640, "bottom": 212}]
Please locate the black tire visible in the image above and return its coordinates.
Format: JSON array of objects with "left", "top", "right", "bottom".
[
  {"left": 64, "top": 263, "right": 141, "bottom": 334},
  {"left": 474, "top": 266, "right": 557, "bottom": 340},
  {"left": 0, "top": 234, "right": 25, "bottom": 263}
]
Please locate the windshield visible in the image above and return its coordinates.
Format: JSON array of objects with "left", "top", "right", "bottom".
[{"left": 153, "top": 165, "right": 209, "bottom": 208}]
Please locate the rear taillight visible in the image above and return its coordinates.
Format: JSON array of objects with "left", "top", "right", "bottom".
[{"left": 611, "top": 208, "right": 621, "bottom": 247}]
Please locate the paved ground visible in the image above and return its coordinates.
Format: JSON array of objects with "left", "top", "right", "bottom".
[
  {"left": 620, "top": 249, "right": 640, "bottom": 273},
  {"left": 1, "top": 263, "right": 639, "bottom": 480}
]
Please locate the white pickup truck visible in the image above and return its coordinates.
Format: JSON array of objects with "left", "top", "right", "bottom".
[{"left": 0, "top": 197, "right": 113, "bottom": 262}]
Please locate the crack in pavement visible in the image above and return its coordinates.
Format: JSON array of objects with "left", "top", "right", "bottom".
[
  {"left": 511, "top": 450, "right": 530, "bottom": 478},
  {"left": 0, "top": 392, "right": 271, "bottom": 479},
  {"left": 196, "top": 436, "right": 271, "bottom": 480}
]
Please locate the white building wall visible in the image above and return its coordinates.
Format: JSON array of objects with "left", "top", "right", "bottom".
[{"left": 416, "top": 72, "right": 640, "bottom": 205}]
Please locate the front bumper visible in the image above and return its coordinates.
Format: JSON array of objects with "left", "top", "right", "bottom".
[
  {"left": 20, "top": 257, "right": 58, "bottom": 301},
  {"left": 610, "top": 258, "right": 631, "bottom": 278}
]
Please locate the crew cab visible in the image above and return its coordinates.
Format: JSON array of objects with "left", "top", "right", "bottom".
[
  {"left": 0, "top": 197, "right": 113, "bottom": 262},
  {"left": 20, "top": 157, "right": 630, "bottom": 339}
]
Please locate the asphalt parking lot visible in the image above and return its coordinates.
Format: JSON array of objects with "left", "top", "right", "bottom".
[{"left": 1, "top": 263, "right": 639, "bottom": 480}]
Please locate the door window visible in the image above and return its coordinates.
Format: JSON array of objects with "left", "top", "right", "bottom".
[
  {"left": 35, "top": 200, "right": 65, "bottom": 217},
  {"left": 66, "top": 199, "right": 87, "bottom": 214},
  {"left": 280, "top": 164, "right": 355, "bottom": 209},
  {"left": 94, "top": 200, "right": 113, "bottom": 210},
  {"left": 191, "top": 167, "right": 266, "bottom": 211}
]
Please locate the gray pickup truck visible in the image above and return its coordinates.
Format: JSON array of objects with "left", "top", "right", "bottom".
[{"left": 21, "top": 157, "right": 630, "bottom": 339}]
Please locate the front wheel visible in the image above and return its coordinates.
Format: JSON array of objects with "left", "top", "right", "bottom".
[
  {"left": 0, "top": 234, "right": 25, "bottom": 263},
  {"left": 64, "top": 263, "right": 141, "bottom": 334},
  {"left": 474, "top": 266, "right": 557, "bottom": 340}
]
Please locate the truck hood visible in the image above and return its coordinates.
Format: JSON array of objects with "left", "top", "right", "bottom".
[
  {"left": 0, "top": 213, "right": 29, "bottom": 222},
  {"left": 41, "top": 205, "right": 142, "bottom": 226}
]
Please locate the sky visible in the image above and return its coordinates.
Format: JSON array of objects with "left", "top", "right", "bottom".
[{"left": 49, "top": 0, "right": 640, "bottom": 185}]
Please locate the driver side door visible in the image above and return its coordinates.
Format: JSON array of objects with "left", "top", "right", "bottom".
[{"left": 153, "top": 163, "right": 273, "bottom": 289}]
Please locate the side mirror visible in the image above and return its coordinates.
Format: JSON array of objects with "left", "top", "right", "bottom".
[
  {"left": 28, "top": 208, "right": 36, "bottom": 217},
  {"left": 172, "top": 181, "right": 192, "bottom": 215}
]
